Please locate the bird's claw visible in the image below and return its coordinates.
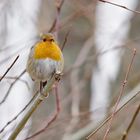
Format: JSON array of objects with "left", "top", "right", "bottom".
[{"left": 55, "top": 72, "right": 62, "bottom": 81}]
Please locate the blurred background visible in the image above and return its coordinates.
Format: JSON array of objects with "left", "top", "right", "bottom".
[{"left": 0, "top": 0, "right": 140, "bottom": 140}]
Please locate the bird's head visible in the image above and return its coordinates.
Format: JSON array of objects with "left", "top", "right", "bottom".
[
  {"left": 40, "top": 33, "right": 55, "bottom": 42},
  {"left": 33, "top": 33, "right": 62, "bottom": 61}
]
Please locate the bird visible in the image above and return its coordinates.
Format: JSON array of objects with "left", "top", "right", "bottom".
[{"left": 26, "top": 33, "right": 64, "bottom": 96}]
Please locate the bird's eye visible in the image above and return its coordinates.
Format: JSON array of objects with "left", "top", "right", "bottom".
[
  {"left": 50, "top": 39, "right": 54, "bottom": 42},
  {"left": 43, "top": 38, "right": 47, "bottom": 42}
]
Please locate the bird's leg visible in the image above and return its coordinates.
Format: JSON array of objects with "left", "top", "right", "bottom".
[
  {"left": 40, "top": 81, "right": 49, "bottom": 98},
  {"left": 40, "top": 81, "right": 43, "bottom": 94},
  {"left": 42, "top": 81, "right": 47, "bottom": 88}
]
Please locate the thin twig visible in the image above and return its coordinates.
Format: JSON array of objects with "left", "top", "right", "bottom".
[
  {"left": 55, "top": 0, "right": 65, "bottom": 32},
  {"left": 61, "top": 30, "right": 71, "bottom": 51},
  {"left": 24, "top": 82, "right": 60, "bottom": 140},
  {"left": 98, "top": 0, "right": 140, "bottom": 14},
  {"left": 86, "top": 90, "right": 140, "bottom": 140},
  {"left": 0, "top": 91, "right": 38, "bottom": 134},
  {"left": 0, "top": 76, "right": 30, "bottom": 90},
  {"left": 103, "top": 48, "right": 136, "bottom": 140},
  {"left": 121, "top": 103, "right": 140, "bottom": 140},
  {"left": 56, "top": 0, "right": 65, "bottom": 11},
  {"left": 0, "top": 69, "right": 26, "bottom": 105},
  {"left": 48, "top": 19, "right": 57, "bottom": 33},
  {"left": 0, "top": 55, "right": 19, "bottom": 82},
  {"left": 49, "top": 0, "right": 65, "bottom": 33}
]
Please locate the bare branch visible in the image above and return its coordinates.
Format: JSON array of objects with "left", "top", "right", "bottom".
[
  {"left": 121, "top": 103, "right": 140, "bottom": 140},
  {"left": 103, "top": 48, "right": 136, "bottom": 140},
  {"left": 0, "top": 55, "right": 19, "bottom": 82},
  {"left": 0, "top": 91, "right": 38, "bottom": 134},
  {"left": 98, "top": 0, "right": 140, "bottom": 14},
  {"left": 0, "top": 69, "right": 26, "bottom": 105},
  {"left": 48, "top": 19, "right": 57, "bottom": 33},
  {"left": 0, "top": 76, "right": 30, "bottom": 90},
  {"left": 48, "top": 0, "right": 65, "bottom": 33},
  {"left": 7, "top": 73, "right": 61, "bottom": 140},
  {"left": 61, "top": 30, "right": 71, "bottom": 51},
  {"left": 25, "top": 83, "right": 60, "bottom": 140},
  {"left": 86, "top": 90, "right": 140, "bottom": 140}
]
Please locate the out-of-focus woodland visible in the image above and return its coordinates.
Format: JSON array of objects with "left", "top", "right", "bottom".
[{"left": 0, "top": 0, "right": 140, "bottom": 140}]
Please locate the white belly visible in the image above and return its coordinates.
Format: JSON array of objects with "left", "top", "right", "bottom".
[{"left": 27, "top": 58, "right": 60, "bottom": 81}]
